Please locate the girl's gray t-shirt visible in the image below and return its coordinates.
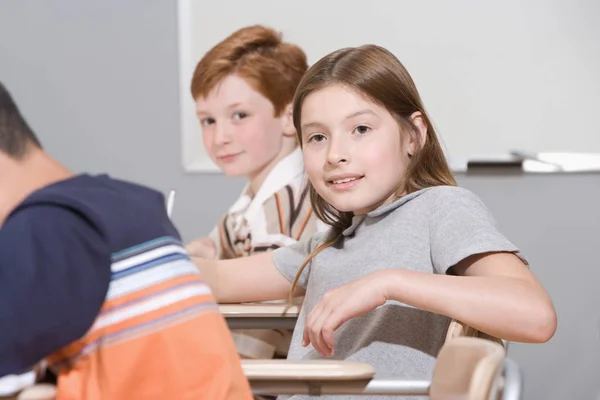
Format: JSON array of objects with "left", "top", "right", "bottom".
[{"left": 272, "top": 186, "right": 525, "bottom": 400}]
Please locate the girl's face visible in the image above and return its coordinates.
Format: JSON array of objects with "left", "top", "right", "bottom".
[{"left": 300, "top": 85, "right": 422, "bottom": 215}]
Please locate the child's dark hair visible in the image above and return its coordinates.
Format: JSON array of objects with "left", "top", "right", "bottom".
[{"left": 0, "top": 82, "right": 42, "bottom": 159}]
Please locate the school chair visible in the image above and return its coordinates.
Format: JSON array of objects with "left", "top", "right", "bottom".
[
  {"left": 219, "top": 303, "right": 300, "bottom": 330},
  {"left": 220, "top": 304, "right": 521, "bottom": 399},
  {"left": 428, "top": 337, "right": 507, "bottom": 400},
  {"left": 15, "top": 384, "right": 56, "bottom": 400},
  {"left": 0, "top": 366, "right": 56, "bottom": 400},
  {"left": 220, "top": 304, "right": 505, "bottom": 347},
  {"left": 242, "top": 336, "right": 520, "bottom": 399},
  {"left": 446, "top": 319, "right": 508, "bottom": 349},
  {"left": 0, "top": 383, "right": 56, "bottom": 400}
]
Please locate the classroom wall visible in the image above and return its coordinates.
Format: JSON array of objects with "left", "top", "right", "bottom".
[
  {"left": 457, "top": 174, "right": 599, "bottom": 400},
  {"left": 0, "top": 0, "right": 245, "bottom": 241},
  {"left": 1, "top": 1, "right": 598, "bottom": 399},
  {"left": 180, "top": 0, "right": 600, "bottom": 165}
]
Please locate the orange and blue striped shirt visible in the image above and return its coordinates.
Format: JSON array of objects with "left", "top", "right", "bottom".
[{"left": 0, "top": 174, "right": 252, "bottom": 400}]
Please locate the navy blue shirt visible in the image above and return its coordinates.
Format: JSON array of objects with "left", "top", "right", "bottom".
[{"left": 0, "top": 174, "right": 178, "bottom": 376}]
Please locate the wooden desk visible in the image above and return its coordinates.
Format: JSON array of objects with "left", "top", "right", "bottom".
[
  {"left": 219, "top": 303, "right": 299, "bottom": 330},
  {"left": 242, "top": 359, "right": 429, "bottom": 396}
]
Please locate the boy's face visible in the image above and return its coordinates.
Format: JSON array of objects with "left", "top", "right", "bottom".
[{"left": 195, "top": 74, "right": 292, "bottom": 182}]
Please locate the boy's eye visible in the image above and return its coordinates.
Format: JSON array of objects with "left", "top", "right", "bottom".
[
  {"left": 307, "top": 134, "right": 326, "bottom": 143},
  {"left": 232, "top": 112, "right": 247, "bottom": 121},
  {"left": 201, "top": 118, "right": 215, "bottom": 127},
  {"left": 353, "top": 125, "right": 371, "bottom": 135}
]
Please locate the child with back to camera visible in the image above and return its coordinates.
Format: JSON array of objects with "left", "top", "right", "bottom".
[
  {"left": 0, "top": 82, "right": 252, "bottom": 400},
  {"left": 193, "top": 44, "right": 557, "bottom": 400}
]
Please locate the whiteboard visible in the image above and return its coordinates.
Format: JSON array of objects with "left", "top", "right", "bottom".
[{"left": 178, "top": 0, "right": 600, "bottom": 173}]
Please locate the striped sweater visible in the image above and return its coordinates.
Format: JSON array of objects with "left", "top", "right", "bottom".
[
  {"left": 207, "top": 148, "right": 328, "bottom": 360},
  {"left": 0, "top": 174, "right": 251, "bottom": 400},
  {"left": 210, "top": 148, "right": 326, "bottom": 259}
]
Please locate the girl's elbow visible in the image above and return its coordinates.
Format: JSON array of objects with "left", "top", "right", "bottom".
[{"left": 526, "top": 302, "right": 558, "bottom": 343}]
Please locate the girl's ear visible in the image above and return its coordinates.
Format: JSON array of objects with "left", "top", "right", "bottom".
[
  {"left": 280, "top": 103, "right": 296, "bottom": 137},
  {"left": 408, "top": 111, "right": 428, "bottom": 155}
]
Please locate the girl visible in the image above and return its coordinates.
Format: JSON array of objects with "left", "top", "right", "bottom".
[{"left": 194, "top": 44, "right": 557, "bottom": 399}]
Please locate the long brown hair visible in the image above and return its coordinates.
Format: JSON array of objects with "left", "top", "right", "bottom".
[{"left": 289, "top": 45, "right": 456, "bottom": 300}]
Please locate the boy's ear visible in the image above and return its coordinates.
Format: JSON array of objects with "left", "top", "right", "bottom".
[
  {"left": 408, "top": 111, "right": 427, "bottom": 155},
  {"left": 281, "top": 103, "right": 296, "bottom": 137}
]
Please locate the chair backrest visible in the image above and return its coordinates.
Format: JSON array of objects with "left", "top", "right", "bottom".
[
  {"left": 14, "top": 384, "right": 56, "bottom": 400},
  {"left": 446, "top": 320, "right": 507, "bottom": 349},
  {"left": 429, "top": 337, "right": 505, "bottom": 400}
]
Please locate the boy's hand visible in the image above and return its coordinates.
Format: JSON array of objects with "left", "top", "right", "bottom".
[
  {"left": 186, "top": 237, "right": 217, "bottom": 259},
  {"left": 302, "top": 270, "right": 389, "bottom": 357}
]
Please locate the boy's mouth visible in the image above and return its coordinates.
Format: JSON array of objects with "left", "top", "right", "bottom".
[{"left": 218, "top": 152, "right": 243, "bottom": 163}]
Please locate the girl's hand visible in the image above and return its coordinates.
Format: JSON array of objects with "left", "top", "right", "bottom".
[
  {"left": 186, "top": 237, "right": 217, "bottom": 259},
  {"left": 303, "top": 270, "right": 389, "bottom": 357}
]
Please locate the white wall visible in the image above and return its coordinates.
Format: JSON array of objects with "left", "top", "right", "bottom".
[{"left": 180, "top": 0, "right": 600, "bottom": 172}]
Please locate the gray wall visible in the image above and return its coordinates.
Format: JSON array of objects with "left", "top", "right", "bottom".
[
  {"left": 457, "top": 174, "right": 599, "bottom": 400},
  {"left": 1, "top": 1, "right": 598, "bottom": 399},
  {"left": 0, "top": 0, "right": 245, "bottom": 242}
]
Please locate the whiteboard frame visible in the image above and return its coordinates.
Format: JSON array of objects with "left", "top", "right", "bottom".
[{"left": 177, "top": 0, "right": 221, "bottom": 173}]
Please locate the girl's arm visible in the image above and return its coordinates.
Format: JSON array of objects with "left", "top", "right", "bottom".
[
  {"left": 383, "top": 252, "right": 556, "bottom": 342},
  {"left": 192, "top": 251, "right": 303, "bottom": 303},
  {"left": 186, "top": 236, "right": 217, "bottom": 259},
  {"left": 303, "top": 252, "right": 556, "bottom": 357}
]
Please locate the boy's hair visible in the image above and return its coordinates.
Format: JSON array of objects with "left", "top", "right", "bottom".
[
  {"left": 288, "top": 45, "right": 457, "bottom": 299},
  {"left": 0, "top": 82, "right": 42, "bottom": 159},
  {"left": 190, "top": 25, "right": 308, "bottom": 116}
]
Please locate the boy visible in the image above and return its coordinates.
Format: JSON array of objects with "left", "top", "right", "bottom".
[
  {"left": 0, "top": 82, "right": 252, "bottom": 399},
  {"left": 186, "top": 25, "right": 326, "bottom": 360}
]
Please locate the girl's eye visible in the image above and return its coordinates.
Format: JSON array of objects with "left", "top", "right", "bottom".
[
  {"left": 232, "top": 112, "right": 247, "bottom": 121},
  {"left": 201, "top": 118, "right": 215, "bottom": 127},
  {"left": 353, "top": 125, "right": 371, "bottom": 135},
  {"left": 308, "top": 134, "right": 326, "bottom": 143}
]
